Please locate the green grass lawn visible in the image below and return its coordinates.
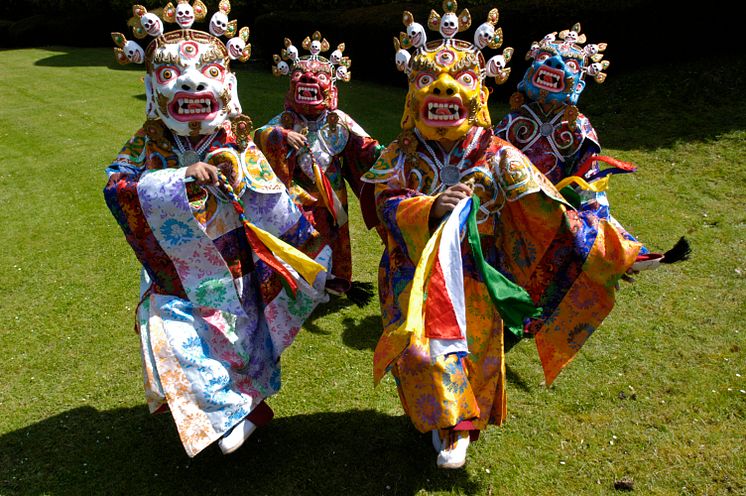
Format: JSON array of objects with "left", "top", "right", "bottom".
[{"left": 0, "top": 47, "right": 744, "bottom": 495}]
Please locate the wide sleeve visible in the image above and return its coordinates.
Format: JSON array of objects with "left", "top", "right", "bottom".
[
  {"left": 339, "top": 117, "right": 383, "bottom": 188},
  {"left": 103, "top": 137, "right": 187, "bottom": 299},
  {"left": 345, "top": 132, "right": 384, "bottom": 229},
  {"left": 254, "top": 115, "right": 295, "bottom": 186},
  {"left": 487, "top": 147, "right": 641, "bottom": 385},
  {"left": 106, "top": 129, "right": 148, "bottom": 177},
  {"left": 364, "top": 143, "right": 437, "bottom": 264}
]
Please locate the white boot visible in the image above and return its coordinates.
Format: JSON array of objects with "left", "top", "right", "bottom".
[
  {"left": 218, "top": 418, "right": 257, "bottom": 455},
  {"left": 436, "top": 430, "right": 470, "bottom": 469}
]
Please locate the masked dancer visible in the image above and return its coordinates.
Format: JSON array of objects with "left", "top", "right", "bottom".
[
  {"left": 255, "top": 32, "right": 383, "bottom": 304},
  {"left": 362, "top": 1, "right": 652, "bottom": 469},
  {"left": 105, "top": 0, "right": 331, "bottom": 457},
  {"left": 495, "top": 24, "right": 690, "bottom": 274}
]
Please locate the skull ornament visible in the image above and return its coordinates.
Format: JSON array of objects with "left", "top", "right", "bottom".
[
  {"left": 586, "top": 62, "right": 603, "bottom": 76},
  {"left": 407, "top": 22, "right": 427, "bottom": 48},
  {"left": 276, "top": 60, "right": 290, "bottom": 75},
  {"left": 283, "top": 44, "right": 299, "bottom": 62},
  {"left": 124, "top": 40, "right": 145, "bottom": 63},
  {"left": 309, "top": 40, "right": 322, "bottom": 55},
  {"left": 564, "top": 30, "right": 578, "bottom": 44},
  {"left": 209, "top": 12, "right": 228, "bottom": 36},
  {"left": 330, "top": 48, "right": 343, "bottom": 65},
  {"left": 486, "top": 55, "right": 506, "bottom": 77},
  {"left": 395, "top": 49, "right": 411, "bottom": 72},
  {"left": 226, "top": 37, "right": 245, "bottom": 60},
  {"left": 175, "top": 2, "right": 195, "bottom": 28},
  {"left": 141, "top": 13, "right": 164, "bottom": 37},
  {"left": 439, "top": 13, "right": 459, "bottom": 38},
  {"left": 335, "top": 65, "right": 350, "bottom": 82},
  {"left": 474, "top": 22, "right": 495, "bottom": 49}
]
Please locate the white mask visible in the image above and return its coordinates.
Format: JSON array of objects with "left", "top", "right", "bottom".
[{"left": 145, "top": 37, "right": 235, "bottom": 136}]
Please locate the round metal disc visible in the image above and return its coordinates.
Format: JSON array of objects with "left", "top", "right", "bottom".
[
  {"left": 179, "top": 150, "right": 201, "bottom": 167},
  {"left": 540, "top": 122, "right": 554, "bottom": 137},
  {"left": 441, "top": 165, "right": 461, "bottom": 186}
]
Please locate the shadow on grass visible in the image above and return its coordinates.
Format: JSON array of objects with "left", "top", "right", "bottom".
[
  {"left": 505, "top": 364, "right": 532, "bottom": 393},
  {"left": 302, "top": 293, "right": 364, "bottom": 336},
  {"left": 577, "top": 56, "right": 746, "bottom": 152},
  {"left": 0, "top": 406, "right": 480, "bottom": 496},
  {"left": 302, "top": 290, "right": 383, "bottom": 350},
  {"left": 341, "top": 314, "right": 382, "bottom": 351},
  {"left": 34, "top": 47, "right": 130, "bottom": 70}
]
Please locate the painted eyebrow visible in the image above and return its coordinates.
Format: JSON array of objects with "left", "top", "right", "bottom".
[
  {"left": 152, "top": 51, "right": 179, "bottom": 66},
  {"left": 449, "top": 69, "right": 477, "bottom": 78},
  {"left": 199, "top": 47, "right": 225, "bottom": 65},
  {"left": 450, "top": 53, "right": 479, "bottom": 72}
]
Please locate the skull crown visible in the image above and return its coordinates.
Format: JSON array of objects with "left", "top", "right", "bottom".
[
  {"left": 271, "top": 31, "right": 352, "bottom": 84},
  {"left": 112, "top": 0, "right": 250, "bottom": 65},
  {"left": 526, "top": 23, "right": 610, "bottom": 84},
  {"left": 394, "top": 0, "right": 513, "bottom": 86}
]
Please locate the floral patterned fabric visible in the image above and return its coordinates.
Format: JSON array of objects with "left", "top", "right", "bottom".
[
  {"left": 495, "top": 102, "right": 648, "bottom": 254},
  {"left": 255, "top": 110, "right": 382, "bottom": 286},
  {"left": 104, "top": 123, "right": 331, "bottom": 457},
  {"left": 362, "top": 127, "right": 640, "bottom": 433}
]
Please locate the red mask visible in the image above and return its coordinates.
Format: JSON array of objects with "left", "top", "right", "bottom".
[{"left": 285, "top": 59, "right": 337, "bottom": 117}]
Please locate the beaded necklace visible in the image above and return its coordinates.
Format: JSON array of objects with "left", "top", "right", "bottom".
[{"left": 173, "top": 131, "right": 220, "bottom": 167}]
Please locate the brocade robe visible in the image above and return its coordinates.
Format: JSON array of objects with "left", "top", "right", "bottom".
[
  {"left": 104, "top": 120, "right": 331, "bottom": 456},
  {"left": 495, "top": 101, "right": 648, "bottom": 254},
  {"left": 362, "top": 126, "right": 640, "bottom": 433},
  {"left": 255, "top": 109, "right": 382, "bottom": 288}
]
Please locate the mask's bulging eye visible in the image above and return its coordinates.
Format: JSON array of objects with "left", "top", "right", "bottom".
[
  {"left": 565, "top": 60, "right": 580, "bottom": 74},
  {"left": 457, "top": 71, "right": 477, "bottom": 90},
  {"left": 536, "top": 53, "right": 550, "bottom": 62},
  {"left": 416, "top": 73, "right": 434, "bottom": 89},
  {"left": 156, "top": 65, "right": 180, "bottom": 84},
  {"left": 202, "top": 64, "right": 225, "bottom": 79}
]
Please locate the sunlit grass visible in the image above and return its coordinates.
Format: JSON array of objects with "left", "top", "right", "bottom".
[{"left": 0, "top": 47, "right": 744, "bottom": 495}]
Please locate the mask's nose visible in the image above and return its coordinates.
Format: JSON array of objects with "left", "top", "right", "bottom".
[{"left": 431, "top": 75, "right": 458, "bottom": 97}]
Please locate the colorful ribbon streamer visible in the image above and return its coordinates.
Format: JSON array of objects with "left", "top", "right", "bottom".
[
  {"left": 466, "top": 195, "right": 541, "bottom": 338},
  {"left": 217, "top": 171, "right": 326, "bottom": 297},
  {"left": 311, "top": 157, "right": 348, "bottom": 227}
]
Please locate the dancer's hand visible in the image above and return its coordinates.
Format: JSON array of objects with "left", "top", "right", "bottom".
[
  {"left": 430, "top": 183, "right": 473, "bottom": 221},
  {"left": 287, "top": 131, "right": 308, "bottom": 151},
  {"left": 216, "top": 161, "right": 239, "bottom": 190},
  {"left": 185, "top": 162, "right": 219, "bottom": 186}
]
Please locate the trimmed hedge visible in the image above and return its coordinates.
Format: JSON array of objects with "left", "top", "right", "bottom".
[
  {"left": 0, "top": 0, "right": 251, "bottom": 47},
  {"left": 251, "top": 0, "right": 735, "bottom": 90},
  {"left": 1, "top": 0, "right": 735, "bottom": 92}
]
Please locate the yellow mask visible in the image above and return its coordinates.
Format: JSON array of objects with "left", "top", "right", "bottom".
[{"left": 401, "top": 40, "right": 491, "bottom": 142}]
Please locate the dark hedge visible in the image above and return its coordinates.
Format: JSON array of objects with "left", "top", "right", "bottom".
[{"left": 0, "top": 0, "right": 735, "bottom": 90}]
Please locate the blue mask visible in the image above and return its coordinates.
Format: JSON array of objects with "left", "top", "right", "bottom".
[{"left": 518, "top": 41, "right": 586, "bottom": 105}]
